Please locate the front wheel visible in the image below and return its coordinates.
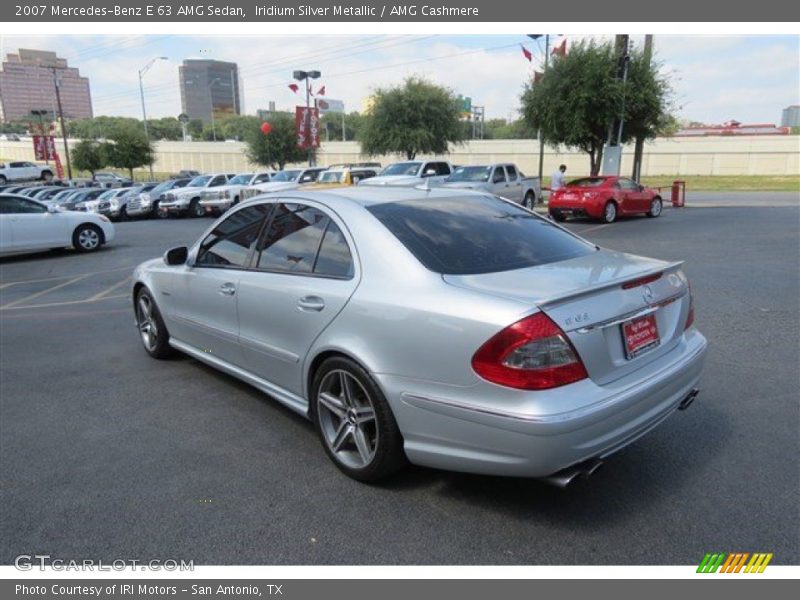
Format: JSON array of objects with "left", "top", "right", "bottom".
[
  {"left": 189, "top": 199, "right": 204, "bottom": 218},
  {"left": 0, "top": 175, "right": 7, "bottom": 185},
  {"left": 135, "top": 288, "right": 174, "bottom": 359},
  {"left": 311, "top": 357, "right": 406, "bottom": 482},
  {"left": 72, "top": 224, "right": 103, "bottom": 252},
  {"left": 603, "top": 201, "right": 617, "bottom": 224},
  {"left": 647, "top": 197, "right": 663, "bottom": 218},
  {"left": 41, "top": 171, "right": 53, "bottom": 182}
]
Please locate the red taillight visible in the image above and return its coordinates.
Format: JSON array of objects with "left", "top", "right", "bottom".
[
  {"left": 471, "top": 312, "right": 588, "bottom": 390},
  {"left": 685, "top": 283, "right": 695, "bottom": 330}
]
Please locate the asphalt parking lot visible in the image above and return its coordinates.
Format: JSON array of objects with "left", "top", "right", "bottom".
[{"left": 1, "top": 191, "right": 798, "bottom": 565}]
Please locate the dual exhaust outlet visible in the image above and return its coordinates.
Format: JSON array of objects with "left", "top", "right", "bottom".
[{"left": 543, "top": 387, "right": 700, "bottom": 488}]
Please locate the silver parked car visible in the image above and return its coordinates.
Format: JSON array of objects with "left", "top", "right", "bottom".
[{"left": 131, "top": 188, "right": 707, "bottom": 484}]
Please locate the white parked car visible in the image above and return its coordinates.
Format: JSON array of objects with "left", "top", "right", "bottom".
[
  {"left": 239, "top": 168, "right": 328, "bottom": 202},
  {"left": 158, "top": 173, "right": 235, "bottom": 218},
  {"left": 0, "top": 161, "right": 55, "bottom": 185},
  {"left": 358, "top": 160, "right": 453, "bottom": 187},
  {"left": 0, "top": 193, "right": 115, "bottom": 255}
]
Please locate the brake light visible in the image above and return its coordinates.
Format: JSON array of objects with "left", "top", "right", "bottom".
[
  {"left": 622, "top": 272, "right": 663, "bottom": 289},
  {"left": 472, "top": 312, "right": 588, "bottom": 390},
  {"left": 685, "top": 283, "right": 695, "bottom": 330}
]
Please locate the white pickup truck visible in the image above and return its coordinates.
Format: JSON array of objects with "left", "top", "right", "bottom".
[
  {"left": 0, "top": 161, "right": 55, "bottom": 184},
  {"left": 199, "top": 171, "right": 275, "bottom": 215},
  {"left": 358, "top": 160, "right": 453, "bottom": 187},
  {"left": 239, "top": 167, "right": 328, "bottom": 202},
  {"left": 439, "top": 163, "right": 541, "bottom": 207}
]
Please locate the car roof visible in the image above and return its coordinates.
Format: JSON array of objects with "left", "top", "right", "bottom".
[{"left": 275, "top": 185, "right": 486, "bottom": 208}]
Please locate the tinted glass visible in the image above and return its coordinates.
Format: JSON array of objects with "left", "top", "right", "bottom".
[
  {"left": 210, "top": 176, "right": 227, "bottom": 186},
  {"left": 256, "top": 204, "right": 329, "bottom": 274},
  {"left": 229, "top": 174, "right": 253, "bottom": 185},
  {"left": 506, "top": 165, "right": 517, "bottom": 179},
  {"left": 188, "top": 175, "right": 211, "bottom": 187},
  {"left": 447, "top": 166, "right": 491, "bottom": 182},
  {"left": 196, "top": 204, "right": 271, "bottom": 268},
  {"left": 381, "top": 162, "right": 421, "bottom": 176},
  {"left": 368, "top": 195, "right": 595, "bottom": 275},
  {"left": 270, "top": 170, "right": 301, "bottom": 182},
  {"left": 315, "top": 221, "right": 354, "bottom": 278},
  {"left": 568, "top": 177, "right": 608, "bottom": 188},
  {"left": 253, "top": 173, "right": 272, "bottom": 183},
  {"left": 0, "top": 197, "right": 46, "bottom": 214},
  {"left": 492, "top": 168, "right": 506, "bottom": 183},
  {"left": 618, "top": 178, "right": 640, "bottom": 190}
]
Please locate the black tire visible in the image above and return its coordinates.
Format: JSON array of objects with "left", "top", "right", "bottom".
[
  {"left": 647, "top": 197, "right": 663, "bottom": 218},
  {"left": 134, "top": 287, "right": 175, "bottom": 359},
  {"left": 0, "top": 175, "right": 6, "bottom": 185},
  {"left": 118, "top": 205, "right": 129, "bottom": 222},
  {"left": 550, "top": 210, "right": 566, "bottom": 222},
  {"left": 154, "top": 201, "right": 169, "bottom": 219},
  {"left": 602, "top": 201, "right": 618, "bottom": 224},
  {"left": 40, "top": 170, "right": 53, "bottom": 182},
  {"left": 310, "top": 356, "right": 406, "bottom": 482},
  {"left": 189, "top": 198, "right": 204, "bottom": 218},
  {"left": 72, "top": 223, "right": 104, "bottom": 253},
  {"left": 523, "top": 191, "right": 535, "bottom": 210},
  {"left": 232, "top": 195, "right": 240, "bottom": 206}
]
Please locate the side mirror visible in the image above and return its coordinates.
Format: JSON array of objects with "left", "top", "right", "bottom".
[
  {"left": 423, "top": 169, "right": 437, "bottom": 177},
  {"left": 164, "top": 246, "right": 188, "bottom": 266}
]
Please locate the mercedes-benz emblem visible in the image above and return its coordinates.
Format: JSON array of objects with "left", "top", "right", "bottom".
[{"left": 642, "top": 285, "right": 654, "bottom": 303}]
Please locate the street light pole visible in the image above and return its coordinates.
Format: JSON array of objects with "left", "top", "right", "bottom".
[
  {"left": 138, "top": 57, "right": 168, "bottom": 179},
  {"left": 293, "top": 69, "right": 321, "bottom": 167}
]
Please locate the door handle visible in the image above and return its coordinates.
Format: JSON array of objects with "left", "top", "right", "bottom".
[
  {"left": 219, "top": 282, "right": 236, "bottom": 296},
  {"left": 297, "top": 296, "right": 325, "bottom": 312}
]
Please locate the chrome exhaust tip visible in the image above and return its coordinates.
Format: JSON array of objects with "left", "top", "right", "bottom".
[
  {"left": 678, "top": 388, "right": 699, "bottom": 411},
  {"left": 542, "top": 458, "right": 604, "bottom": 488}
]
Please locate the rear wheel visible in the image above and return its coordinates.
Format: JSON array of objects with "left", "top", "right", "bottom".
[
  {"left": 72, "top": 224, "right": 103, "bottom": 252},
  {"left": 311, "top": 357, "right": 406, "bottom": 482},
  {"left": 603, "top": 201, "right": 617, "bottom": 223},
  {"left": 40, "top": 170, "right": 53, "bottom": 182},
  {"left": 135, "top": 288, "right": 174, "bottom": 359},
  {"left": 523, "top": 191, "right": 535, "bottom": 210},
  {"left": 0, "top": 175, "right": 6, "bottom": 185},
  {"left": 647, "top": 197, "right": 663, "bottom": 218}
]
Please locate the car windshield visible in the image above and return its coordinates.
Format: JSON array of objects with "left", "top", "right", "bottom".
[
  {"left": 150, "top": 180, "right": 176, "bottom": 195},
  {"left": 368, "top": 195, "right": 595, "bottom": 275},
  {"left": 319, "top": 171, "right": 344, "bottom": 183},
  {"left": 446, "top": 166, "right": 492, "bottom": 183},
  {"left": 97, "top": 189, "right": 117, "bottom": 200},
  {"left": 188, "top": 176, "right": 212, "bottom": 187},
  {"left": 229, "top": 174, "right": 253, "bottom": 185},
  {"left": 381, "top": 162, "right": 422, "bottom": 176},
  {"left": 271, "top": 170, "right": 302, "bottom": 182},
  {"left": 567, "top": 177, "right": 608, "bottom": 188}
]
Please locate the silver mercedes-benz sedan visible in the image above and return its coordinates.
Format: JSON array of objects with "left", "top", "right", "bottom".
[{"left": 131, "top": 187, "right": 707, "bottom": 485}]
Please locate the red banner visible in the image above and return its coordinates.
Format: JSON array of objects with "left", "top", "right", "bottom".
[
  {"left": 295, "top": 106, "right": 320, "bottom": 149},
  {"left": 32, "top": 135, "right": 57, "bottom": 161}
]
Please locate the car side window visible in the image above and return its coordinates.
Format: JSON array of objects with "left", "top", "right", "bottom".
[
  {"left": 195, "top": 204, "right": 272, "bottom": 268},
  {"left": 255, "top": 204, "right": 329, "bottom": 274},
  {"left": 492, "top": 168, "right": 506, "bottom": 184},
  {"left": 434, "top": 162, "right": 452, "bottom": 176},
  {"left": 254, "top": 173, "right": 271, "bottom": 183},
  {"left": 314, "top": 220, "right": 354, "bottom": 279},
  {"left": 618, "top": 178, "right": 638, "bottom": 190},
  {"left": 209, "top": 175, "right": 227, "bottom": 187},
  {"left": 9, "top": 162, "right": 25, "bottom": 168},
  {"left": 0, "top": 197, "right": 46, "bottom": 214},
  {"left": 505, "top": 165, "right": 517, "bottom": 180},
  {"left": 0, "top": 197, "right": 16, "bottom": 214}
]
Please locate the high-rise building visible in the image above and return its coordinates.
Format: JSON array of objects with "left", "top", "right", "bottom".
[
  {"left": 179, "top": 59, "right": 241, "bottom": 123},
  {"left": 781, "top": 105, "right": 800, "bottom": 128},
  {"left": 0, "top": 49, "right": 92, "bottom": 123}
]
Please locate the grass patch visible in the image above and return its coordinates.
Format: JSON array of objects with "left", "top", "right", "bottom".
[{"left": 639, "top": 175, "right": 800, "bottom": 192}]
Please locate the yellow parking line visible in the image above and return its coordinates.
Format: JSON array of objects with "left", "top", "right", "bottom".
[
  {"left": 0, "top": 293, "right": 129, "bottom": 311},
  {"left": 0, "top": 274, "right": 90, "bottom": 309},
  {"left": 88, "top": 276, "right": 131, "bottom": 301}
]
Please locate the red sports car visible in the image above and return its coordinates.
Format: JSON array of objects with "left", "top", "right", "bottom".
[{"left": 548, "top": 176, "right": 663, "bottom": 223}]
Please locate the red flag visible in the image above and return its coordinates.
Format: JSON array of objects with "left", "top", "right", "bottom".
[
  {"left": 288, "top": 83, "right": 299, "bottom": 93},
  {"left": 317, "top": 85, "right": 326, "bottom": 96},
  {"left": 551, "top": 37, "right": 567, "bottom": 57},
  {"left": 521, "top": 44, "right": 532, "bottom": 62}
]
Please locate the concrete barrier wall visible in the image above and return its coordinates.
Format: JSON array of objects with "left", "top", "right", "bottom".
[{"left": 2, "top": 135, "right": 798, "bottom": 177}]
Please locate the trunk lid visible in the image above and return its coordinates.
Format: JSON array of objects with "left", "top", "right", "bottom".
[{"left": 443, "top": 249, "right": 691, "bottom": 385}]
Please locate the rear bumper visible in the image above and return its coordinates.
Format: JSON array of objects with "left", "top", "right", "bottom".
[
  {"left": 378, "top": 329, "right": 707, "bottom": 478},
  {"left": 549, "top": 197, "right": 604, "bottom": 218}
]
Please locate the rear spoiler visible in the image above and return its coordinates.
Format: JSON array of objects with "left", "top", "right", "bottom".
[{"left": 536, "top": 261, "right": 685, "bottom": 308}]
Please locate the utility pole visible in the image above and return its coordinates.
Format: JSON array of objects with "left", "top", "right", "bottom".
[
  {"left": 538, "top": 34, "right": 549, "bottom": 192},
  {"left": 139, "top": 57, "right": 167, "bottom": 179},
  {"left": 50, "top": 67, "right": 72, "bottom": 181},
  {"left": 601, "top": 34, "right": 630, "bottom": 176},
  {"left": 632, "top": 35, "right": 653, "bottom": 182}
]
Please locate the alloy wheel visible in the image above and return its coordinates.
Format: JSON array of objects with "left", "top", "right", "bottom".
[
  {"left": 316, "top": 369, "right": 379, "bottom": 469},
  {"left": 136, "top": 295, "right": 159, "bottom": 351}
]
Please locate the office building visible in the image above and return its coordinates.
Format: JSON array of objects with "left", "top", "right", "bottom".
[
  {"left": 781, "top": 105, "right": 800, "bottom": 128},
  {"left": 0, "top": 49, "right": 93, "bottom": 123},
  {"left": 179, "top": 59, "right": 241, "bottom": 123}
]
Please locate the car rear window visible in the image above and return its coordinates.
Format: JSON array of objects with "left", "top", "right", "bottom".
[
  {"left": 367, "top": 195, "right": 595, "bottom": 275},
  {"left": 567, "top": 177, "right": 608, "bottom": 187}
]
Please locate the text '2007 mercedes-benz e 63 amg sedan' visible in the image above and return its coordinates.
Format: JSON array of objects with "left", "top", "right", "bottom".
[{"left": 131, "top": 187, "right": 707, "bottom": 485}]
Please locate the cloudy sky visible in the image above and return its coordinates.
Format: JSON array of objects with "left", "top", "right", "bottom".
[{"left": 1, "top": 34, "right": 797, "bottom": 124}]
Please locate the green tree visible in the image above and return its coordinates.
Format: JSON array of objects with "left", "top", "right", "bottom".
[
  {"left": 187, "top": 119, "right": 204, "bottom": 140},
  {"left": 244, "top": 111, "right": 309, "bottom": 170},
  {"left": 521, "top": 40, "right": 674, "bottom": 175},
  {"left": 359, "top": 76, "right": 465, "bottom": 159},
  {"left": 146, "top": 117, "right": 183, "bottom": 141},
  {"left": 103, "top": 125, "right": 154, "bottom": 179},
  {"left": 71, "top": 140, "right": 106, "bottom": 178}
]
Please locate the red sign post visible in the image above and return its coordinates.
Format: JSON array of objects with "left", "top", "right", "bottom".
[
  {"left": 32, "top": 135, "right": 64, "bottom": 179},
  {"left": 295, "top": 106, "right": 320, "bottom": 149}
]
